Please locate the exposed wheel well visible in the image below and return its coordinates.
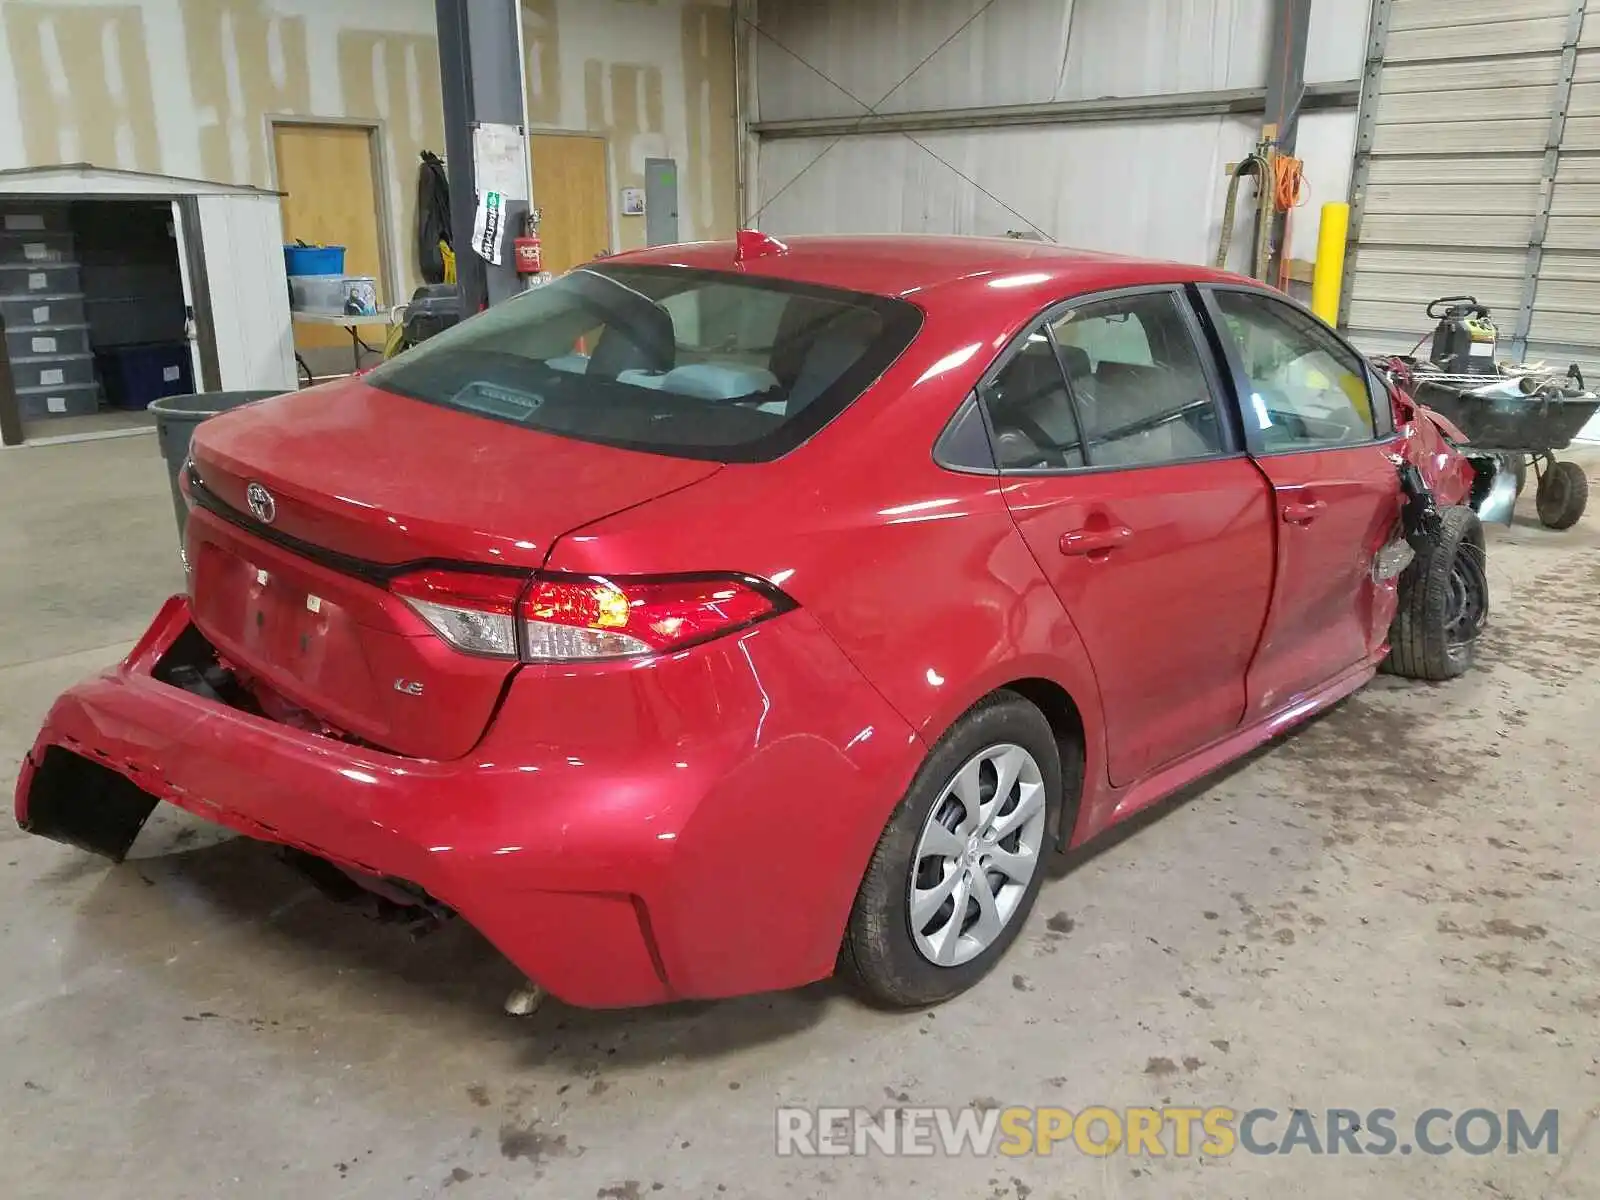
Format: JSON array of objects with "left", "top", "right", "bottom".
[{"left": 998, "top": 678, "right": 1086, "bottom": 851}]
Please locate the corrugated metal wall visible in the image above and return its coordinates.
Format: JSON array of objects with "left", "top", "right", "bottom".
[
  {"left": 754, "top": 0, "right": 1364, "bottom": 118},
  {"left": 749, "top": 0, "right": 1369, "bottom": 272},
  {"left": 756, "top": 114, "right": 1357, "bottom": 271},
  {"left": 1346, "top": 0, "right": 1600, "bottom": 370}
]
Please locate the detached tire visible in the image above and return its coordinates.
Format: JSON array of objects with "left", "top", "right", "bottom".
[
  {"left": 1536, "top": 460, "right": 1589, "bottom": 530},
  {"left": 1385, "top": 505, "right": 1488, "bottom": 682},
  {"left": 840, "top": 691, "right": 1062, "bottom": 1008}
]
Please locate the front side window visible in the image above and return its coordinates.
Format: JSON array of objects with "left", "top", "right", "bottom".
[
  {"left": 1049, "top": 291, "right": 1224, "bottom": 468},
  {"left": 1210, "top": 289, "right": 1376, "bottom": 451},
  {"left": 367, "top": 266, "right": 921, "bottom": 462}
]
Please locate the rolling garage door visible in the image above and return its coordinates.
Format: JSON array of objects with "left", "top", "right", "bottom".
[{"left": 1345, "top": 0, "right": 1599, "bottom": 370}]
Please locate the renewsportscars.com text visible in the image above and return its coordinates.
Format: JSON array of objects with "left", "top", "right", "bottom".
[{"left": 776, "top": 1105, "right": 1560, "bottom": 1158}]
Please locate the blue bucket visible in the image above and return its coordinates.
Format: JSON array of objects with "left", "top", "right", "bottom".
[{"left": 283, "top": 244, "right": 346, "bottom": 276}]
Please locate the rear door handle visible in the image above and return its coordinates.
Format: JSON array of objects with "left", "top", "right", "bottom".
[
  {"left": 1060, "top": 526, "right": 1133, "bottom": 557},
  {"left": 1281, "top": 500, "right": 1327, "bottom": 525}
]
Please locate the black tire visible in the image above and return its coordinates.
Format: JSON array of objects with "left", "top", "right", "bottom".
[
  {"left": 1536, "top": 460, "right": 1588, "bottom": 530},
  {"left": 839, "top": 691, "right": 1063, "bottom": 1008},
  {"left": 1385, "top": 505, "right": 1488, "bottom": 682}
]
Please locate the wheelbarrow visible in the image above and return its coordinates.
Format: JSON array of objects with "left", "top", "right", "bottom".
[{"left": 1387, "top": 363, "right": 1596, "bottom": 530}]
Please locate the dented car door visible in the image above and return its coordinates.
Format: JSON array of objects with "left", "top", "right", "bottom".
[{"left": 1198, "top": 285, "right": 1404, "bottom": 722}]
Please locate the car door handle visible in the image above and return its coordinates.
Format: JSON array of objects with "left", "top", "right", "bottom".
[
  {"left": 1060, "top": 526, "right": 1133, "bottom": 557},
  {"left": 1281, "top": 500, "right": 1327, "bottom": 525}
]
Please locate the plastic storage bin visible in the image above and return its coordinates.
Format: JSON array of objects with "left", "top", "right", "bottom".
[
  {"left": 0, "top": 207, "right": 71, "bottom": 233},
  {"left": 288, "top": 273, "right": 345, "bottom": 313},
  {"left": 1, "top": 293, "right": 88, "bottom": 329},
  {"left": 16, "top": 381, "right": 101, "bottom": 419},
  {"left": 96, "top": 342, "right": 195, "bottom": 410},
  {"left": 0, "top": 263, "right": 82, "bottom": 295},
  {"left": 0, "top": 232, "right": 75, "bottom": 266},
  {"left": 6, "top": 324, "right": 92, "bottom": 360},
  {"left": 283, "top": 244, "right": 346, "bottom": 276},
  {"left": 10, "top": 352, "right": 96, "bottom": 392},
  {"left": 290, "top": 274, "right": 380, "bottom": 316}
]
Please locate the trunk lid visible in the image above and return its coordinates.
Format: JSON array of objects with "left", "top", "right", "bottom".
[
  {"left": 183, "top": 381, "right": 721, "bottom": 759},
  {"left": 190, "top": 381, "right": 721, "bottom": 565}
]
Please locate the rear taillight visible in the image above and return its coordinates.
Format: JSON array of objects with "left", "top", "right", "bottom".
[
  {"left": 390, "top": 569, "right": 523, "bottom": 658},
  {"left": 390, "top": 570, "right": 789, "bottom": 662}
]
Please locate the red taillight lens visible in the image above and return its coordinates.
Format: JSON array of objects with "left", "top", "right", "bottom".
[
  {"left": 391, "top": 568, "right": 524, "bottom": 658},
  {"left": 521, "top": 575, "right": 783, "bottom": 661},
  {"left": 390, "top": 570, "right": 788, "bottom": 662}
]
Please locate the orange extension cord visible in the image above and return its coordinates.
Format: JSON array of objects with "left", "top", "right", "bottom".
[{"left": 1273, "top": 154, "right": 1308, "bottom": 291}]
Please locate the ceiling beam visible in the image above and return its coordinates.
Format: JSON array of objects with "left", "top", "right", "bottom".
[{"left": 750, "top": 80, "right": 1360, "bottom": 141}]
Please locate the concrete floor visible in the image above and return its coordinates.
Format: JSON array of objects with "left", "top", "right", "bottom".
[{"left": 1, "top": 433, "right": 1597, "bottom": 1200}]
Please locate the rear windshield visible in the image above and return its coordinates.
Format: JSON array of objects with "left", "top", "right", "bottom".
[{"left": 367, "top": 265, "right": 922, "bottom": 462}]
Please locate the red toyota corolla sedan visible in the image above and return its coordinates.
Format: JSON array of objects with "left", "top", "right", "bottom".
[{"left": 17, "top": 234, "right": 1489, "bottom": 1009}]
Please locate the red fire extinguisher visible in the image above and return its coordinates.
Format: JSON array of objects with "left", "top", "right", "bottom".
[{"left": 514, "top": 208, "right": 542, "bottom": 276}]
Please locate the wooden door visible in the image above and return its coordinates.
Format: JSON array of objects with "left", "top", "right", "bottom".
[
  {"left": 529, "top": 134, "right": 611, "bottom": 276},
  {"left": 272, "top": 122, "right": 385, "bottom": 352}
]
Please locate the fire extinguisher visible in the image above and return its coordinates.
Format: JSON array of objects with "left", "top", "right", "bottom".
[{"left": 514, "top": 208, "right": 542, "bottom": 279}]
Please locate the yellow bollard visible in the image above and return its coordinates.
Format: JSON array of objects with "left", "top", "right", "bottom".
[{"left": 1311, "top": 202, "right": 1350, "bottom": 325}]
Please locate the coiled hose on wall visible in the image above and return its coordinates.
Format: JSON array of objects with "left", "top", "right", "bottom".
[{"left": 1215, "top": 151, "right": 1273, "bottom": 280}]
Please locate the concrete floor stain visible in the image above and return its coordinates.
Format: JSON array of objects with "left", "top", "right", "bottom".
[
  {"left": 1143, "top": 1056, "right": 1179, "bottom": 1079},
  {"left": 499, "top": 1119, "right": 578, "bottom": 1164}
]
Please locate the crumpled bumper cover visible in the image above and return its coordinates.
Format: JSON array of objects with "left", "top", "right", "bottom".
[{"left": 15, "top": 595, "right": 921, "bottom": 1008}]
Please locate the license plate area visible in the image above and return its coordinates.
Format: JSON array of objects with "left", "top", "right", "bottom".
[
  {"left": 183, "top": 507, "right": 521, "bottom": 761},
  {"left": 188, "top": 533, "right": 392, "bottom": 733}
]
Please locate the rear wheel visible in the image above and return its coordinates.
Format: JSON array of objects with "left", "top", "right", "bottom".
[
  {"left": 1385, "top": 505, "right": 1488, "bottom": 681},
  {"left": 840, "top": 692, "right": 1060, "bottom": 1007},
  {"left": 1536, "top": 460, "right": 1588, "bottom": 530}
]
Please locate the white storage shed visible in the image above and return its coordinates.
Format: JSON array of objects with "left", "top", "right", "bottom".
[{"left": 0, "top": 164, "right": 296, "bottom": 447}]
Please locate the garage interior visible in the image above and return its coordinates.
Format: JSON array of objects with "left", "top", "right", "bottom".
[{"left": 1, "top": 1, "right": 1598, "bottom": 1198}]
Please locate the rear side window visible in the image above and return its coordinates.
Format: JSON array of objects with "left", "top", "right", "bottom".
[
  {"left": 367, "top": 266, "right": 921, "bottom": 463},
  {"left": 1050, "top": 291, "right": 1224, "bottom": 468},
  {"left": 980, "top": 327, "right": 1085, "bottom": 470}
]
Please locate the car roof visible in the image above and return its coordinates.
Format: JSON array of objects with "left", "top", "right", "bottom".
[{"left": 602, "top": 234, "right": 1256, "bottom": 308}]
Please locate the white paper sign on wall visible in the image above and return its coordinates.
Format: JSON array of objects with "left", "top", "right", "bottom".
[{"left": 473, "top": 123, "right": 528, "bottom": 201}]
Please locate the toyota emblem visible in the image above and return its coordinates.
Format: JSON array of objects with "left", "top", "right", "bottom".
[{"left": 246, "top": 482, "right": 277, "bottom": 525}]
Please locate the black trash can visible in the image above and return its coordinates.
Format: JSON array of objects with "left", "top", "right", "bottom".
[{"left": 148, "top": 390, "right": 283, "bottom": 548}]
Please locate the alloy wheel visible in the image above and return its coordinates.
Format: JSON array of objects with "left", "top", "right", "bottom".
[{"left": 908, "top": 743, "right": 1047, "bottom": 967}]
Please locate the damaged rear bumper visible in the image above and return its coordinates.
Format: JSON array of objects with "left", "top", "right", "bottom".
[
  {"left": 13, "top": 610, "right": 671, "bottom": 1007},
  {"left": 15, "top": 595, "right": 919, "bottom": 1008}
]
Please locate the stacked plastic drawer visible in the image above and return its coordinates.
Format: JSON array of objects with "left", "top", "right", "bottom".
[{"left": 1, "top": 207, "right": 100, "bottom": 419}]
